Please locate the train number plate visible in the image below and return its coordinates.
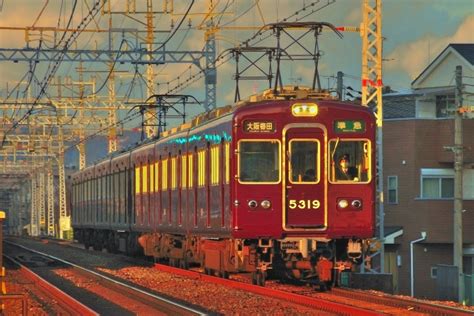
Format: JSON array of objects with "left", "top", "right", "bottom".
[{"left": 288, "top": 199, "right": 320, "bottom": 210}]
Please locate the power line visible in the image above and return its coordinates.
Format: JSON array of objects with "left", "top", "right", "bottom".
[{"left": 1, "top": 0, "right": 105, "bottom": 149}]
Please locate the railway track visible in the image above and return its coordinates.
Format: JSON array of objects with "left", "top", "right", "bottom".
[
  {"left": 4, "top": 241, "right": 206, "bottom": 316},
  {"left": 10, "top": 237, "right": 474, "bottom": 315},
  {"left": 154, "top": 263, "right": 474, "bottom": 316},
  {"left": 153, "top": 263, "right": 383, "bottom": 315},
  {"left": 330, "top": 288, "right": 474, "bottom": 316},
  {"left": 3, "top": 254, "right": 97, "bottom": 315}
]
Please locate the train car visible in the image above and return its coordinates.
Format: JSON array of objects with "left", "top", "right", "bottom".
[{"left": 71, "top": 87, "right": 375, "bottom": 288}]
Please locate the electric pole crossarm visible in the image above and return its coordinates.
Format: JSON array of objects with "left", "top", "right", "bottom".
[{"left": 0, "top": 48, "right": 208, "bottom": 65}]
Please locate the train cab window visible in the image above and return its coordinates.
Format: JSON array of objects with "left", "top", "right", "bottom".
[
  {"left": 238, "top": 140, "right": 280, "bottom": 183},
  {"left": 329, "top": 139, "right": 371, "bottom": 183},
  {"left": 289, "top": 140, "right": 319, "bottom": 184}
]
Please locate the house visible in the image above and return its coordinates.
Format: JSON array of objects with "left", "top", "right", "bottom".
[{"left": 383, "top": 43, "right": 474, "bottom": 299}]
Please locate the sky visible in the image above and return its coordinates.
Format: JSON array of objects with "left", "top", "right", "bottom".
[{"left": 0, "top": 0, "right": 473, "bottom": 128}]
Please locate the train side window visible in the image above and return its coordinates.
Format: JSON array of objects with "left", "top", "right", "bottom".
[
  {"left": 102, "top": 175, "right": 106, "bottom": 222},
  {"left": 198, "top": 149, "right": 206, "bottom": 187},
  {"left": 210, "top": 145, "right": 220, "bottom": 185},
  {"left": 238, "top": 140, "right": 281, "bottom": 184},
  {"left": 154, "top": 161, "right": 159, "bottom": 192},
  {"left": 224, "top": 142, "right": 230, "bottom": 184},
  {"left": 135, "top": 166, "right": 141, "bottom": 194},
  {"left": 188, "top": 153, "right": 193, "bottom": 188},
  {"left": 181, "top": 154, "right": 187, "bottom": 188},
  {"left": 171, "top": 157, "right": 177, "bottom": 189},
  {"left": 162, "top": 158, "right": 168, "bottom": 190},
  {"left": 142, "top": 164, "right": 148, "bottom": 193},
  {"left": 114, "top": 171, "right": 120, "bottom": 223},
  {"left": 329, "top": 139, "right": 371, "bottom": 183},
  {"left": 150, "top": 162, "right": 155, "bottom": 193}
]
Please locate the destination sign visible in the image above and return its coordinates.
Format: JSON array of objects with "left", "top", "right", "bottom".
[
  {"left": 243, "top": 120, "right": 275, "bottom": 133},
  {"left": 334, "top": 120, "right": 365, "bottom": 133}
]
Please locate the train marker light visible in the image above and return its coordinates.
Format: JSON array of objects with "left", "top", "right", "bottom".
[
  {"left": 337, "top": 199, "right": 349, "bottom": 209},
  {"left": 291, "top": 103, "right": 318, "bottom": 117},
  {"left": 261, "top": 200, "right": 271, "bottom": 209}
]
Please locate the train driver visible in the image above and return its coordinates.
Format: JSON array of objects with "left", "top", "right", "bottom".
[{"left": 337, "top": 154, "right": 358, "bottom": 181}]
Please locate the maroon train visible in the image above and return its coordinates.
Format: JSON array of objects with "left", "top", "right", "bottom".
[{"left": 71, "top": 87, "right": 376, "bottom": 287}]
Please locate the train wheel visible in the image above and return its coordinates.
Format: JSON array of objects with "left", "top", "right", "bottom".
[
  {"left": 220, "top": 271, "right": 229, "bottom": 279},
  {"left": 251, "top": 271, "right": 266, "bottom": 286},
  {"left": 179, "top": 259, "right": 189, "bottom": 270},
  {"left": 251, "top": 272, "right": 257, "bottom": 285},
  {"left": 257, "top": 271, "right": 266, "bottom": 286}
]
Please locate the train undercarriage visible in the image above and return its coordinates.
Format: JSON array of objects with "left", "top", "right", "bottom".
[{"left": 75, "top": 228, "right": 369, "bottom": 290}]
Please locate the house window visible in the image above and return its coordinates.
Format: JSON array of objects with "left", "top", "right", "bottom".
[
  {"left": 431, "top": 266, "right": 438, "bottom": 279},
  {"left": 436, "top": 94, "right": 455, "bottom": 118},
  {"left": 387, "top": 176, "right": 398, "bottom": 204},
  {"left": 420, "top": 169, "right": 455, "bottom": 199}
]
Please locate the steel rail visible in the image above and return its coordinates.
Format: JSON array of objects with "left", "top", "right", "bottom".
[
  {"left": 3, "top": 254, "right": 98, "bottom": 316},
  {"left": 6, "top": 241, "right": 206, "bottom": 316},
  {"left": 154, "top": 263, "right": 384, "bottom": 316},
  {"left": 331, "top": 288, "right": 474, "bottom": 316}
]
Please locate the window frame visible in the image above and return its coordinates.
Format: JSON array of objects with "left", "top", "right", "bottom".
[
  {"left": 387, "top": 175, "right": 398, "bottom": 204},
  {"left": 288, "top": 138, "right": 320, "bottom": 184},
  {"left": 328, "top": 138, "right": 372, "bottom": 184},
  {"left": 435, "top": 94, "right": 455, "bottom": 118},
  {"left": 420, "top": 175, "right": 454, "bottom": 199},
  {"left": 237, "top": 139, "right": 281, "bottom": 185}
]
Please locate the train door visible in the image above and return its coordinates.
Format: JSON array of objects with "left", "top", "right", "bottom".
[{"left": 283, "top": 125, "right": 326, "bottom": 230}]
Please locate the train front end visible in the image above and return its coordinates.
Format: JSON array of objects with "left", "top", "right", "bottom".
[{"left": 231, "top": 95, "right": 376, "bottom": 287}]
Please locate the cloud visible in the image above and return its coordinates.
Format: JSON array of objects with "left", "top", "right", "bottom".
[{"left": 385, "top": 14, "right": 474, "bottom": 80}]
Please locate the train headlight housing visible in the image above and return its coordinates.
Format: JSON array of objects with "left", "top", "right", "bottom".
[
  {"left": 351, "top": 199, "right": 362, "bottom": 209},
  {"left": 261, "top": 200, "right": 271, "bottom": 209},
  {"left": 291, "top": 103, "right": 318, "bottom": 117},
  {"left": 248, "top": 200, "right": 258, "bottom": 209},
  {"left": 337, "top": 199, "right": 349, "bottom": 209}
]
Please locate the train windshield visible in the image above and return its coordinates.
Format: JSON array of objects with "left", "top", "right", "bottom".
[
  {"left": 329, "top": 139, "right": 371, "bottom": 183},
  {"left": 239, "top": 140, "right": 280, "bottom": 183},
  {"left": 289, "top": 140, "right": 319, "bottom": 183}
]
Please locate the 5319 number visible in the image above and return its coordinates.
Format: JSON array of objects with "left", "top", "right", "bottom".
[{"left": 288, "top": 199, "right": 320, "bottom": 210}]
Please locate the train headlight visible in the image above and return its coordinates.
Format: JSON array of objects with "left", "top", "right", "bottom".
[
  {"left": 291, "top": 103, "right": 318, "bottom": 117},
  {"left": 261, "top": 200, "right": 271, "bottom": 209},
  {"left": 338, "top": 199, "right": 349, "bottom": 209},
  {"left": 248, "top": 200, "right": 258, "bottom": 209},
  {"left": 351, "top": 199, "right": 362, "bottom": 209}
]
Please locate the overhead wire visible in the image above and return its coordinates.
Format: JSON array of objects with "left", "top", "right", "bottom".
[
  {"left": 165, "top": 0, "right": 328, "bottom": 95},
  {"left": 1, "top": 0, "right": 106, "bottom": 149},
  {"left": 61, "top": 1, "right": 196, "bottom": 148}
]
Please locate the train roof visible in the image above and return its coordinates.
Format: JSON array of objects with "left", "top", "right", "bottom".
[{"left": 77, "top": 86, "right": 370, "bottom": 171}]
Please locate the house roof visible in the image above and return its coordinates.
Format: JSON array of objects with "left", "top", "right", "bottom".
[
  {"left": 383, "top": 94, "right": 416, "bottom": 119},
  {"left": 412, "top": 43, "right": 474, "bottom": 87},
  {"left": 450, "top": 43, "right": 474, "bottom": 64}
]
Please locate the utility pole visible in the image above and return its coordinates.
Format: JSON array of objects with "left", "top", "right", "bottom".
[
  {"left": 360, "top": 0, "right": 384, "bottom": 273},
  {"left": 454, "top": 65, "right": 464, "bottom": 303}
]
